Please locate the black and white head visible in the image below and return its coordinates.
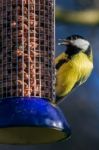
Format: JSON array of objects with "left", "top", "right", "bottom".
[{"left": 58, "top": 35, "right": 91, "bottom": 56}]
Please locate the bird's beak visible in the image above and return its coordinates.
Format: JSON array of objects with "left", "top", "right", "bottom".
[{"left": 58, "top": 39, "right": 71, "bottom": 46}]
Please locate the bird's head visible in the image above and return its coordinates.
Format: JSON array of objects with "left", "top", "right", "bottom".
[{"left": 58, "top": 35, "right": 92, "bottom": 57}]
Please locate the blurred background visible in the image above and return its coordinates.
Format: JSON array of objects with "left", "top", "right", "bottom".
[{"left": 0, "top": 0, "right": 99, "bottom": 149}]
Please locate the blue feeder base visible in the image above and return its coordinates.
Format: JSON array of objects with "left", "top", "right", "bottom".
[{"left": 0, "top": 97, "right": 71, "bottom": 144}]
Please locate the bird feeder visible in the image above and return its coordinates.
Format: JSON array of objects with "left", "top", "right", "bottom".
[{"left": 0, "top": 0, "right": 71, "bottom": 144}]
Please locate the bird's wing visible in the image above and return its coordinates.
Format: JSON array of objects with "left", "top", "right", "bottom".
[{"left": 55, "top": 52, "right": 69, "bottom": 70}]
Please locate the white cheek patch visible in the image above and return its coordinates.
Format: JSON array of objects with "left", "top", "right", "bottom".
[{"left": 73, "top": 39, "right": 90, "bottom": 51}]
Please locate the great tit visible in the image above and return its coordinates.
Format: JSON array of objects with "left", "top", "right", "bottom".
[{"left": 55, "top": 35, "right": 93, "bottom": 104}]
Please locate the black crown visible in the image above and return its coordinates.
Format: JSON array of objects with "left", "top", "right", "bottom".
[{"left": 66, "top": 35, "right": 85, "bottom": 40}]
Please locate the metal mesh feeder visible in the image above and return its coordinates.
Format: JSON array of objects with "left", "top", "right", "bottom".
[{"left": 0, "top": 0, "right": 71, "bottom": 144}]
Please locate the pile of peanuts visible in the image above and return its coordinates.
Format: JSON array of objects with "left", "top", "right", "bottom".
[{"left": 0, "top": 0, "right": 54, "bottom": 100}]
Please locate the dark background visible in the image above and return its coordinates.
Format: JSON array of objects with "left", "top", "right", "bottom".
[{"left": 0, "top": 0, "right": 99, "bottom": 149}]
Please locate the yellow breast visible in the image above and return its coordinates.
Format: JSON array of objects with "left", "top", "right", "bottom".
[{"left": 56, "top": 52, "right": 93, "bottom": 99}]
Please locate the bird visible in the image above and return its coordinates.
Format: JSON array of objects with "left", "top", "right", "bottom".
[{"left": 55, "top": 34, "right": 93, "bottom": 104}]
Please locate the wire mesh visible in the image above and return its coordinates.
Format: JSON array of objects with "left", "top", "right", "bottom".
[{"left": 0, "top": 0, "right": 55, "bottom": 101}]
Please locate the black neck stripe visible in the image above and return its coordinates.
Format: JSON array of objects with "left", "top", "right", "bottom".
[
  {"left": 85, "top": 45, "right": 91, "bottom": 56},
  {"left": 56, "top": 59, "right": 67, "bottom": 70},
  {"left": 65, "top": 46, "right": 81, "bottom": 57}
]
